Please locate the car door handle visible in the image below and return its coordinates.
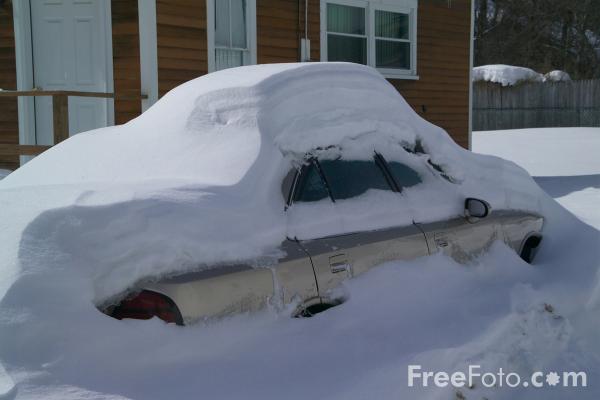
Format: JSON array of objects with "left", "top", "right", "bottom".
[
  {"left": 434, "top": 232, "right": 449, "bottom": 248},
  {"left": 331, "top": 262, "right": 351, "bottom": 274},
  {"left": 329, "top": 254, "right": 350, "bottom": 274}
]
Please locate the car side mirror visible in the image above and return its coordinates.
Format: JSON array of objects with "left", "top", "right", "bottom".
[{"left": 465, "top": 198, "right": 491, "bottom": 222}]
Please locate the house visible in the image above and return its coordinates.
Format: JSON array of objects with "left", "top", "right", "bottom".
[{"left": 0, "top": 0, "right": 473, "bottom": 171}]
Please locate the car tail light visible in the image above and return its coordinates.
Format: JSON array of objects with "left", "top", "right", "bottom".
[{"left": 110, "top": 290, "right": 183, "bottom": 325}]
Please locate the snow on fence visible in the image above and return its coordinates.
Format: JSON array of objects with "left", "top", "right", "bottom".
[{"left": 473, "top": 79, "right": 600, "bottom": 130}]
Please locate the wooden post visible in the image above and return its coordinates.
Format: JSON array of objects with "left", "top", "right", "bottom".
[{"left": 52, "top": 94, "right": 69, "bottom": 144}]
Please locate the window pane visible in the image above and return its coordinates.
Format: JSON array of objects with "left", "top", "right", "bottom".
[
  {"left": 376, "top": 40, "right": 410, "bottom": 69},
  {"left": 294, "top": 163, "right": 330, "bottom": 203},
  {"left": 319, "top": 160, "right": 393, "bottom": 200},
  {"left": 215, "top": 0, "right": 230, "bottom": 47},
  {"left": 215, "top": 48, "right": 245, "bottom": 70},
  {"left": 230, "top": 0, "right": 247, "bottom": 48},
  {"left": 386, "top": 162, "right": 422, "bottom": 189},
  {"left": 328, "top": 34, "right": 367, "bottom": 64},
  {"left": 327, "top": 3, "right": 365, "bottom": 35},
  {"left": 375, "top": 10, "right": 409, "bottom": 39}
]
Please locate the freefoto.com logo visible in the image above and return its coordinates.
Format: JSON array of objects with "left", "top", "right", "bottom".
[{"left": 408, "top": 365, "right": 587, "bottom": 388}]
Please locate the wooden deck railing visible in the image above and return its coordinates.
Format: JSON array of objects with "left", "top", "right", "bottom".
[{"left": 0, "top": 90, "right": 147, "bottom": 157}]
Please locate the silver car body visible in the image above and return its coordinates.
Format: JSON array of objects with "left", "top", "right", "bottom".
[{"left": 135, "top": 190, "right": 543, "bottom": 324}]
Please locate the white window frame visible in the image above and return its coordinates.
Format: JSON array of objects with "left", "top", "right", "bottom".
[
  {"left": 138, "top": 0, "right": 158, "bottom": 111},
  {"left": 320, "top": 0, "right": 418, "bottom": 80},
  {"left": 207, "top": 0, "right": 257, "bottom": 73}
]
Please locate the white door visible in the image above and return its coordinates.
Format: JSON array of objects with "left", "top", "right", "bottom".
[{"left": 30, "top": 0, "right": 112, "bottom": 145}]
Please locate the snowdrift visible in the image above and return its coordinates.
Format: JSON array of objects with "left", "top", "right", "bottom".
[{"left": 0, "top": 63, "right": 598, "bottom": 399}]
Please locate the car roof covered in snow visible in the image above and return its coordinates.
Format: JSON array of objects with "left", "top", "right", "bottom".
[{"left": 1, "top": 62, "right": 456, "bottom": 188}]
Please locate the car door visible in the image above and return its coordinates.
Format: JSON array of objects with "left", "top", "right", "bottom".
[
  {"left": 286, "top": 157, "right": 429, "bottom": 300},
  {"left": 272, "top": 240, "right": 320, "bottom": 308},
  {"left": 381, "top": 158, "right": 504, "bottom": 263},
  {"left": 299, "top": 225, "right": 429, "bottom": 300},
  {"left": 415, "top": 216, "right": 502, "bottom": 264},
  {"left": 147, "top": 239, "right": 318, "bottom": 321}
]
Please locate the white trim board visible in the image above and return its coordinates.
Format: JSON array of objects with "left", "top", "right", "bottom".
[
  {"left": 468, "top": 0, "right": 474, "bottom": 150},
  {"left": 12, "top": 0, "right": 35, "bottom": 164},
  {"left": 103, "top": 1, "right": 115, "bottom": 126},
  {"left": 138, "top": 0, "right": 158, "bottom": 111},
  {"left": 206, "top": 0, "right": 215, "bottom": 72}
]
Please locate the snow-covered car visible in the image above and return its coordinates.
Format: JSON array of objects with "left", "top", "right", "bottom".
[
  {"left": 106, "top": 160, "right": 543, "bottom": 326},
  {"left": 0, "top": 62, "right": 545, "bottom": 327},
  {"left": 72, "top": 64, "right": 542, "bottom": 326}
]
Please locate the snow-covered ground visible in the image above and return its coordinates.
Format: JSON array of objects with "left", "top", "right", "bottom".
[
  {"left": 0, "top": 170, "right": 10, "bottom": 181},
  {"left": 1, "top": 132, "right": 597, "bottom": 399},
  {"left": 473, "top": 127, "right": 600, "bottom": 227},
  {"left": 0, "top": 64, "right": 598, "bottom": 400}
]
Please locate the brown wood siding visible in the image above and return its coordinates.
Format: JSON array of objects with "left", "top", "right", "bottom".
[
  {"left": 111, "top": 0, "right": 142, "bottom": 125},
  {"left": 391, "top": 0, "right": 471, "bottom": 148},
  {"left": 156, "top": 0, "right": 207, "bottom": 97},
  {"left": 257, "top": 0, "right": 320, "bottom": 63},
  {"left": 0, "top": 1, "right": 19, "bottom": 170},
  {"left": 1, "top": 0, "right": 470, "bottom": 171}
]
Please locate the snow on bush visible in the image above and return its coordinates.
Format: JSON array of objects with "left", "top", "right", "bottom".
[
  {"left": 473, "top": 64, "right": 544, "bottom": 86},
  {"left": 544, "top": 70, "right": 572, "bottom": 82},
  {"left": 473, "top": 65, "right": 574, "bottom": 86}
]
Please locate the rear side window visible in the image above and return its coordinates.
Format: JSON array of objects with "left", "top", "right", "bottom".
[
  {"left": 293, "top": 162, "right": 330, "bottom": 203},
  {"left": 319, "top": 159, "right": 394, "bottom": 200},
  {"left": 386, "top": 161, "right": 422, "bottom": 189}
]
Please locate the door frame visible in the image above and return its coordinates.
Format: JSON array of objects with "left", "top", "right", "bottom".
[{"left": 12, "top": 0, "right": 115, "bottom": 150}]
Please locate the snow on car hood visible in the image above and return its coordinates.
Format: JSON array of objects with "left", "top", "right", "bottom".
[{"left": 0, "top": 62, "right": 543, "bottom": 301}]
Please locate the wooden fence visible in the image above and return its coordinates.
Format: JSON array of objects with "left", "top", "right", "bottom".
[{"left": 472, "top": 79, "right": 600, "bottom": 131}]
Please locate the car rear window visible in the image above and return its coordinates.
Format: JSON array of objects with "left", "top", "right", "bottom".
[{"left": 318, "top": 159, "right": 394, "bottom": 200}]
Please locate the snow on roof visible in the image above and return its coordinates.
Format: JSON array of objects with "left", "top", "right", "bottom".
[
  {"left": 0, "top": 62, "right": 544, "bottom": 302},
  {"left": 473, "top": 64, "right": 544, "bottom": 86}
]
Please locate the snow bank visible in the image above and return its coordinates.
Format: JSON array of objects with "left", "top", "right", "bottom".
[
  {"left": 473, "top": 128, "right": 600, "bottom": 177},
  {"left": 473, "top": 127, "right": 600, "bottom": 229},
  {"left": 1, "top": 200, "right": 598, "bottom": 400},
  {"left": 0, "top": 170, "right": 10, "bottom": 180},
  {"left": 473, "top": 64, "right": 544, "bottom": 86}
]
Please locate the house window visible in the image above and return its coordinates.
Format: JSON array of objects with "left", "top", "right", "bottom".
[
  {"left": 326, "top": 4, "right": 367, "bottom": 64},
  {"left": 208, "top": 0, "right": 257, "bottom": 72},
  {"left": 321, "top": 0, "right": 418, "bottom": 79}
]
